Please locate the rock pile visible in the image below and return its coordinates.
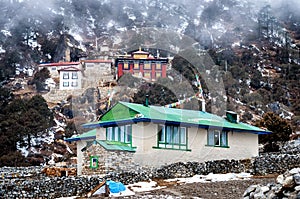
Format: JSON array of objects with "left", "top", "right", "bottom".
[
  {"left": 0, "top": 166, "right": 43, "bottom": 179},
  {"left": 153, "top": 159, "right": 246, "bottom": 179},
  {"left": 253, "top": 153, "right": 300, "bottom": 175},
  {"left": 243, "top": 168, "right": 300, "bottom": 199},
  {"left": 281, "top": 140, "right": 300, "bottom": 154},
  {"left": 0, "top": 176, "right": 102, "bottom": 198}
]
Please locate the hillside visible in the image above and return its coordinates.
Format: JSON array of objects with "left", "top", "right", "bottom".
[{"left": 0, "top": 0, "right": 299, "bottom": 166}]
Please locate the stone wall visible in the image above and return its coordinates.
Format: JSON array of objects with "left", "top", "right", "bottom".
[
  {"left": 253, "top": 153, "right": 300, "bottom": 175},
  {"left": 81, "top": 143, "right": 139, "bottom": 176},
  {"left": 42, "top": 88, "right": 85, "bottom": 103},
  {"left": 1, "top": 141, "right": 299, "bottom": 198}
]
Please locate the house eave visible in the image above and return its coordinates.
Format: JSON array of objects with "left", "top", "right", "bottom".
[
  {"left": 64, "top": 136, "right": 96, "bottom": 142},
  {"left": 82, "top": 118, "right": 271, "bottom": 135}
]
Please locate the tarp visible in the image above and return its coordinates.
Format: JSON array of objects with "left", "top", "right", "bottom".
[{"left": 107, "top": 180, "right": 126, "bottom": 193}]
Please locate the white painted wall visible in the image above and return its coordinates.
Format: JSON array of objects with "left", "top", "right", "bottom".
[
  {"left": 88, "top": 122, "right": 259, "bottom": 171},
  {"left": 59, "top": 70, "right": 82, "bottom": 90},
  {"left": 76, "top": 140, "right": 86, "bottom": 175},
  {"left": 132, "top": 123, "right": 259, "bottom": 168}
]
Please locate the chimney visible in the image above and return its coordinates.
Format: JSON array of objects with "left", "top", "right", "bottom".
[
  {"left": 201, "top": 99, "right": 206, "bottom": 112},
  {"left": 226, "top": 111, "right": 239, "bottom": 123},
  {"left": 145, "top": 95, "right": 149, "bottom": 107}
]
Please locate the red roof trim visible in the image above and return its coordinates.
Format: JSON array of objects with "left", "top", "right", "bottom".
[
  {"left": 81, "top": 60, "right": 112, "bottom": 63},
  {"left": 39, "top": 62, "right": 80, "bottom": 67},
  {"left": 58, "top": 66, "right": 81, "bottom": 71}
]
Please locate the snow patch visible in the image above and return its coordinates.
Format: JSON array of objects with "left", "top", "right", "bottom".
[{"left": 108, "top": 172, "right": 253, "bottom": 197}]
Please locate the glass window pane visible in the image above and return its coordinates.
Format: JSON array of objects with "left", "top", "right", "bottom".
[
  {"left": 143, "top": 72, "right": 151, "bottom": 79},
  {"left": 166, "top": 126, "right": 172, "bottom": 143},
  {"left": 208, "top": 130, "right": 214, "bottom": 145},
  {"left": 144, "top": 62, "right": 151, "bottom": 70},
  {"left": 120, "top": 126, "right": 125, "bottom": 142},
  {"left": 125, "top": 125, "right": 131, "bottom": 143},
  {"left": 158, "top": 125, "right": 165, "bottom": 142},
  {"left": 214, "top": 131, "right": 220, "bottom": 146},
  {"left": 173, "top": 126, "right": 179, "bottom": 144},
  {"left": 63, "top": 73, "right": 69, "bottom": 79},
  {"left": 107, "top": 127, "right": 113, "bottom": 141},
  {"left": 156, "top": 63, "right": 161, "bottom": 70},
  {"left": 72, "top": 72, "right": 78, "bottom": 79},
  {"left": 114, "top": 127, "right": 119, "bottom": 141},
  {"left": 124, "top": 63, "right": 129, "bottom": 69},
  {"left": 156, "top": 72, "right": 161, "bottom": 78},
  {"left": 63, "top": 82, "right": 69, "bottom": 87},
  {"left": 180, "top": 127, "right": 186, "bottom": 144},
  {"left": 221, "top": 131, "right": 227, "bottom": 146},
  {"left": 134, "top": 62, "right": 139, "bottom": 69},
  {"left": 71, "top": 82, "right": 78, "bottom": 87}
]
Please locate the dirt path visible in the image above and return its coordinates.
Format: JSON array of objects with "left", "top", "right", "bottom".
[{"left": 116, "top": 176, "right": 276, "bottom": 199}]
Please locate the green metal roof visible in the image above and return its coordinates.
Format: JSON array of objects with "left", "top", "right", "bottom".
[
  {"left": 96, "top": 140, "right": 136, "bottom": 152},
  {"left": 82, "top": 101, "right": 271, "bottom": 134},
  {"left": 64, "top": 129, "right": 97, "bottom": 142}
]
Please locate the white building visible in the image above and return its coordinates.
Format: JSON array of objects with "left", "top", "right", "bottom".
[{"left": 58, "top": 66, "right": 82, "bottom": 90}]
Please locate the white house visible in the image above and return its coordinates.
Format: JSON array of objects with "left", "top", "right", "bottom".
[
  {"left": 66, "top": 101, "right": 271, "bottom": 176},
  {"left": 58, "top": 66, "right": 82, "bottom": 90},
  {"left": 38, "top": 62, "right": 82, "bottom": 78}
]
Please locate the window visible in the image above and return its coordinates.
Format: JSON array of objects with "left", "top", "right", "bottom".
[
  {"left": 106, "top": 125, "right": 132, "bottom": 144},
  {"left": 155, "top": 72, "right": 162, "bottom": 78},
  {"left": 156, "top": 63, "right": 162, "bottom": 70},
  {"left": 90, "top": 156, "right": 98, "bottom": 169},
  {"left": 207, "top": 130, "right": 228, "bottom": 147},
  {"left": 144, "top": 62, "right": 151, "bottom": 70},
  {"left": 71, "top": 81, "right": 78, "bottom": 87},
  {"left": 72, "top": 72, "right": 78, "bottom": 79},
  {"left": 63, "top": 73, "right": 69, "bottom": 79},
  {"left": 123, "top": 62, "right": 129, "bottom": 69},
  {"left": 143, "top": 72, "right": 151, "bottom": 79},
  {"left": 134, "top": 62, "right": 139, "bottom": 69},
  {"left": 63, "top": 82, "right": 69, "bottom": 87},
  {"left": 157, "top": 125, "right": 188, "bottom": 150}
]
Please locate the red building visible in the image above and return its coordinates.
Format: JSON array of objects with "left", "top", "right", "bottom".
[{"left": 116, "top": 49, "right": 168, "bottom": 81}]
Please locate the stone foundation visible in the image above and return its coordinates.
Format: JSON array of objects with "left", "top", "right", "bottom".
[{"left": 81, "top": 142, "right": 139, "bottom": 176}]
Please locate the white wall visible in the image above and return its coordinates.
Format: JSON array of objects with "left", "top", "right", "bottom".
[
  {"left": 59, "top": 70, "right": 82, "bottom": 90},
  {"left": 76, "top": 140, "right": 86, "bottom": 175},
  {"left": 91, "top": 122, "right": 258, "bottom": 169},
  {"left": 132, "top": 123, "right": 259, "bottom": 167}
]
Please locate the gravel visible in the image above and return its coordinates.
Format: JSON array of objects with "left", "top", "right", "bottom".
[{"left": 108, "top": 177, "right": 276, "bottom": 199}]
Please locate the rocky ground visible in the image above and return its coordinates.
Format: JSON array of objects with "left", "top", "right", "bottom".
[{"left": 91, "top": 176, "right": 276, "bottom": 199}]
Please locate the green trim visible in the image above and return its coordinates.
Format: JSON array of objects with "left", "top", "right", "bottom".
[
  {"left": 90, "top": 156, "right": 99, "bottom": 169},
  {"left": 205, "top": 145, "right": 230, "bottom": 148},
  {"left": 152, "top": 146, "right": 192, "bottom": 151},
  {"left": 84, "top": 101, "right": 271, "bottom": 135},
  {"left": 97, "top": 140, "right": 136, "bottom": 152},
  {"left": 207, "top": 129, "right": 229, "bottom": 147},
  {"left": 101, "top": 103, "right": 138, "bottom": 121},
  {"left": 156, "top": 124, "right": 189, "bottom": 150},
  {"left": 105, "top": 125, "right": 133, "bottom": 146}
]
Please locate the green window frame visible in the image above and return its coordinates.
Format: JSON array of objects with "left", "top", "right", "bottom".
[
  {"left": 90, "top": 156, "right": 98, "bottom": 169},
  {"left": 155, "top": 124, "right": 189, "bottom": 151},
  {"left": 106, "top": 125, "right": 132, "bottom": 145},
  {"left": 207, "top": 129, "right": 229, "bottom": 148}
]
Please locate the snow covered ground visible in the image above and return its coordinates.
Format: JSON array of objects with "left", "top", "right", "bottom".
[
  {"left": 102, "top": 172, "right": 252, "bottom": 198},
  {"left": 57, "top": 172, "right": 253, "bottom": 198}
]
